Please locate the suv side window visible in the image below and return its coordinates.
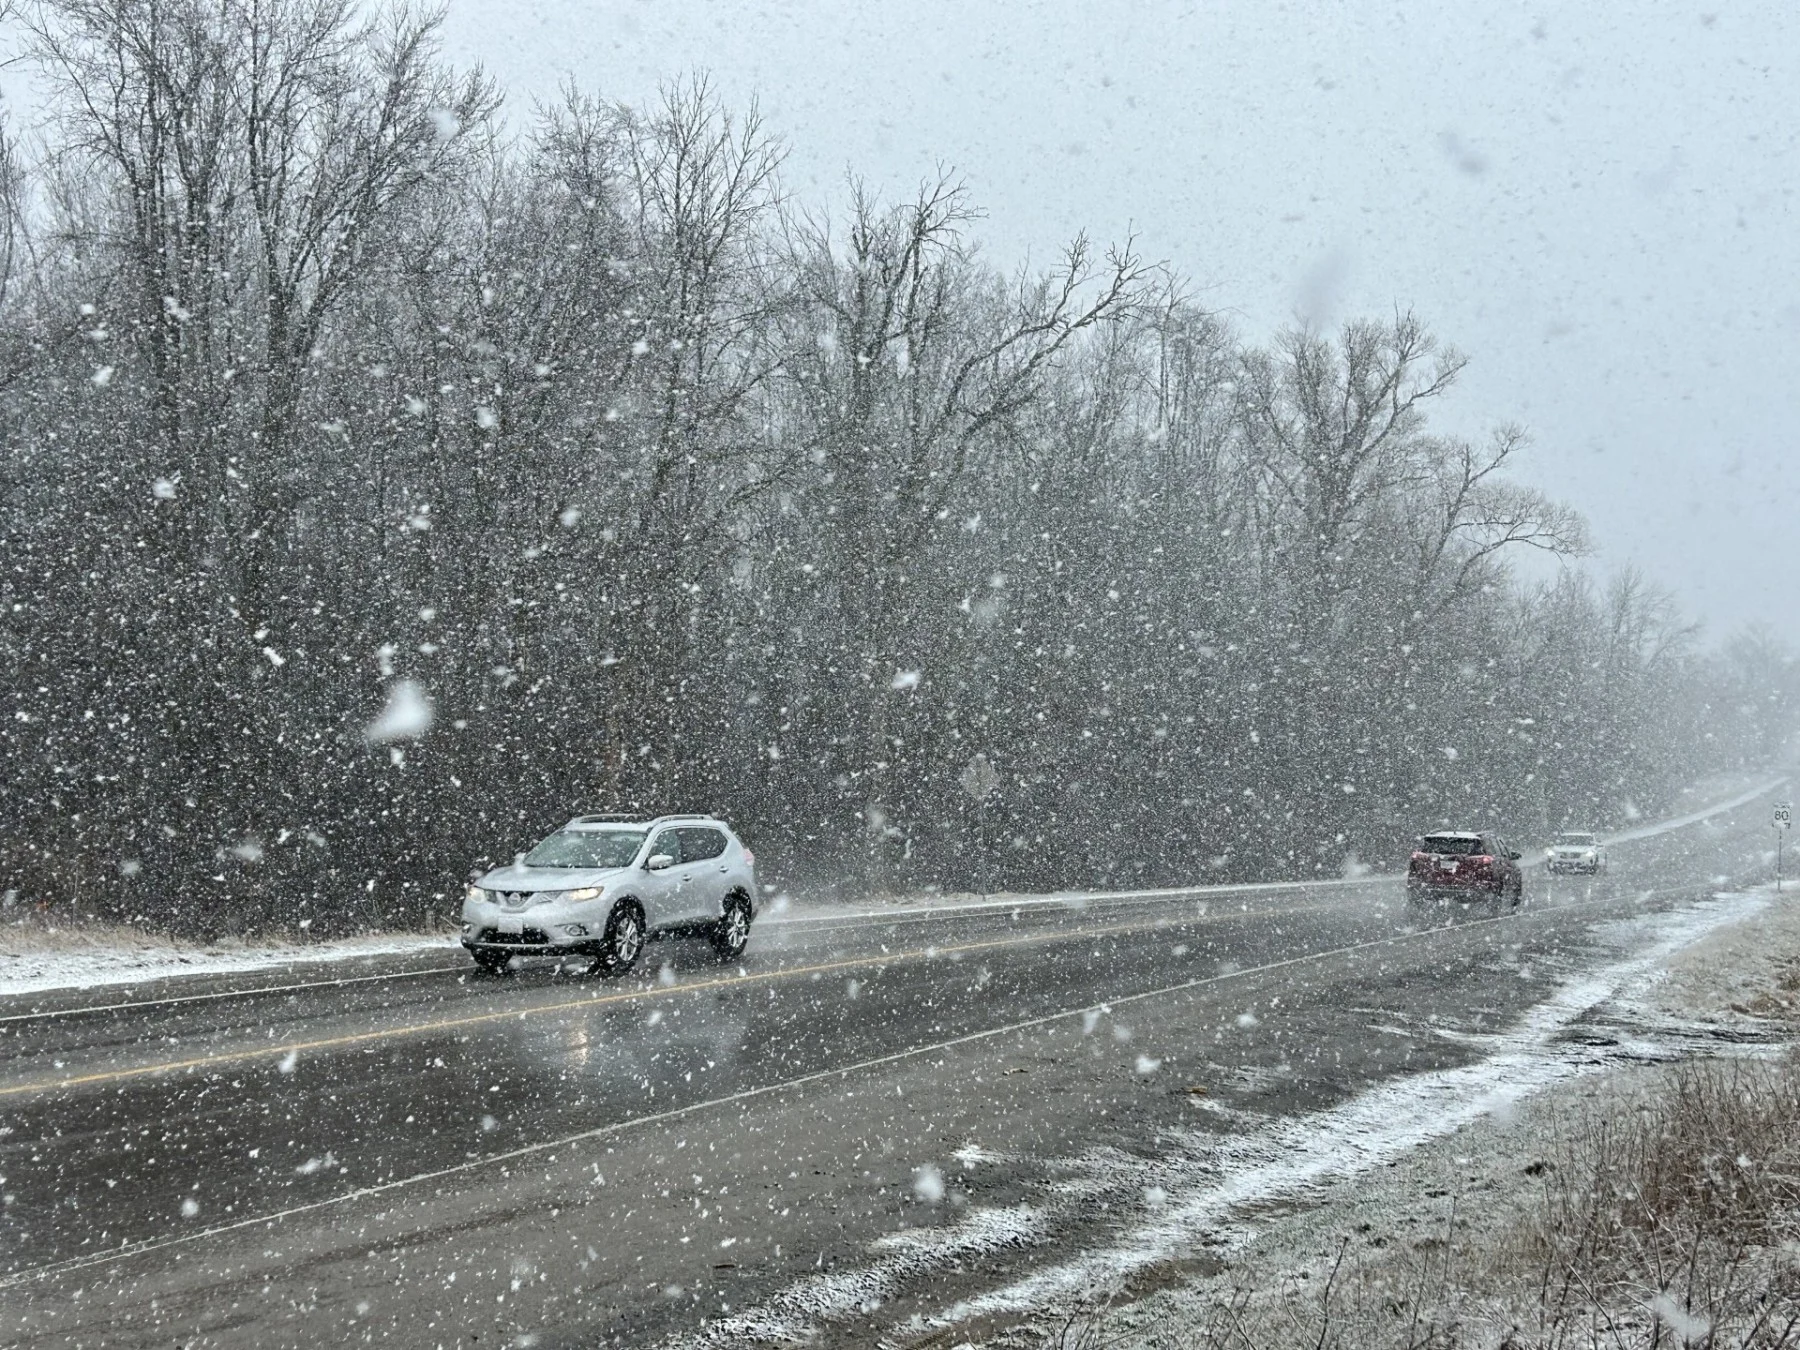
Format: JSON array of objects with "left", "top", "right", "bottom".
[
  {"left": 649, "top": 831, "right": 684, "bottom": 866},
  {"left": 676, "top": 827, "right": 726, "bottom": 862}
]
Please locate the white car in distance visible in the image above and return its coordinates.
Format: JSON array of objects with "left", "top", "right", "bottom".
[
  {"left": 1545, "top": 830, "right": 1607, "bottom": 876},
  {"left": 462, "top": 814, "right": 757, "bottom": 975}
]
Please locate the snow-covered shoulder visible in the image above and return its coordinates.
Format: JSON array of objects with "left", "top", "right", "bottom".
[{"left": 0, "top": 927, "right": 455, "bottom": 999}]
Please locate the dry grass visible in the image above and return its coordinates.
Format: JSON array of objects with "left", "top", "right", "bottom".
[
  {"left": 1730, "top": 960, "right": 1800, "bottom": 1020},
  {"left": 1499, "top": 1058, "right": 1800, "bottom": 1349},
  {"left": 1056, "top": 1058, "right": 1800, "bottom": 1350},
  {"left": 0, "top": 908, "right": 192, "bottom": 954}
]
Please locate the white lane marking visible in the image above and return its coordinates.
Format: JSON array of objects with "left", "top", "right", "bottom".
[
  {"left": 762, "top": 876, "right": 1377, "bottom": 930},
  {"left": 0, "top": 908, "right": 1543, "bottom": 1291}
]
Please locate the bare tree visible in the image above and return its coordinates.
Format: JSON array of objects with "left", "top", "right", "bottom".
[
  {"left": 1239, "top": 311, "right": 1466, "bottom": 623},
  {"left": 597, "top": 76, "right": 789, "bottom": 798},
  {"left": 0, "top": 28, "right": 1764, "bottom": 927},
  {"left": 782, "top": 176, "right": 1150, "bottom": 882}
]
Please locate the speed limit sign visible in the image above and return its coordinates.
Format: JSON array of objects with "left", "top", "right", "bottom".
[{"left": 1780, "top": 804, "right": 1794, "bottom": 894}]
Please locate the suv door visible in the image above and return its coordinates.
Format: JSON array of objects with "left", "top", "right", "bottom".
[
  {"left": 1492, "top": 836, "right": 1519, "bottom": 889},
  {"left": 638, "top": 828, "right": 688, "bottom": 929},
  {"left": 673, "top": 826, "right": 729, "bottom": 922}
]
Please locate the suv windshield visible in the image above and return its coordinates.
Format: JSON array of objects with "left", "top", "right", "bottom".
[
  {"left": 1420, "top": 835, "right": 1484, "bottom": 856},
  {"left": 523, "top": 829, "right": 645, "bottom": 870},
  {"left": 1555, "top": 833, "right": 1596, "bottom": 846}
]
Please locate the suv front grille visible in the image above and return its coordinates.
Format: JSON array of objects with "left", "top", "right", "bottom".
[{"left": 476, "top": 927, "right": 550, "bottom": 945}]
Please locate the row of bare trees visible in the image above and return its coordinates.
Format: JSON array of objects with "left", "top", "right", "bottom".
[{"left": 0, "top": 0, "right": 1791, "bottom": 932}]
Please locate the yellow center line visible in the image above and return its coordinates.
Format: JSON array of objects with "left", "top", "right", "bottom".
[{"left": 0, "top": 897, "right": 1342, "bottom": 1100}]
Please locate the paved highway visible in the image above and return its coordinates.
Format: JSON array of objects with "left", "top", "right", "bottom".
[{"left": 0, "top": 788, "right": 1784, "bottom": 1348}]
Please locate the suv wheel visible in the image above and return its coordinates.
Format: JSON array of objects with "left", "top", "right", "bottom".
[
  {"left": 590, "top": 902, "right": 645, "bottom": 976},
  {"left": 711, "top": 894, "right": 752, "bottom": 960}
]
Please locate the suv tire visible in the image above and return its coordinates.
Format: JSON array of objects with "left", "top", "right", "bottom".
[
  {"left": 471, "top": 948, "right": 510, "bottom": 975},
  {"left": 711, "top": 893, "right": 752, "bottom": 960},
  {"left": 590, "top": 902, "right": 645, "bottom": 976}
]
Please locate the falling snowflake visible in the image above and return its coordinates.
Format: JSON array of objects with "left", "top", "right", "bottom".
[{"left": 364, "top": 680, "right": 434, "bottom": 744}]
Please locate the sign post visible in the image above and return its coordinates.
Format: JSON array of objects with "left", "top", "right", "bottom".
[
  {"left": 1777, "top": 802, "right": 1793, "bottom": 893},
  {"left": 959, "top": 754, "right": 1000, "bottom": 900}
]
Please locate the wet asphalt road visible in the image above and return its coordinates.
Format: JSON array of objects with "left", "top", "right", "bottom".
[{"left": 0, "top": 793, "right": 1785, "bottom": 1348}]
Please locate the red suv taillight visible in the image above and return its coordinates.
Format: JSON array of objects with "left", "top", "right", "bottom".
[{"left": 742, "top": 849, "right": 754, "bottom": 865}]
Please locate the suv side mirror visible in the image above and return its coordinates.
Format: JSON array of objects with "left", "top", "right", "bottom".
[
  {"left": 647, "top": 853, "right": 675, "bottom": 872},
  {"left": 1508, "top": 849, "right": 1522, "bottom": 861}
]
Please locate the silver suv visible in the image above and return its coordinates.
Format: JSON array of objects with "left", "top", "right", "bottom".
[
  {"left": 1545, "top": 830, "right": 1607, "bottom": 875},
  {"left": 461, "top": 814, "right": 757, "bottom": 975}
]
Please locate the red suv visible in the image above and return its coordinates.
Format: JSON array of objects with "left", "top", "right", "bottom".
[{"left": 1406, "top": 830, "right": 1524, "bottom": 910}]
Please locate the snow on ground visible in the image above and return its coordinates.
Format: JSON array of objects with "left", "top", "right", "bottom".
[
  {"left": 1603, "top": 772, "right": 1790, "bottom": 845},
  {"left": 1632, "top": 876, "right": 1800, "bottom": 1026},
  {"left": 706, "top": 887, "right": 1779, "bottom": 1344},
  {"left": 0, "top": 926, "right": 456, "bottom": 999},
  {"left": 1082, "top": 883, "right": 1800, "bottom": 1350}
]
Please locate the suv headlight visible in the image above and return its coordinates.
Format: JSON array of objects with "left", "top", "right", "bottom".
[
  {"left": 566, "top": 886, "right": 602, "bottom": 901},
  {"left": 465, "top": 884, "right": 486, "bottom": 903}
]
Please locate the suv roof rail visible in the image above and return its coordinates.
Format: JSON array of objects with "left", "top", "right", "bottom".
[{"left": 565, "top": 812, "right": 724, "bottom": 828}]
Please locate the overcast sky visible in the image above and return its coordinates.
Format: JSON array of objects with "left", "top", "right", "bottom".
[{"left": 416, "top": 4, "right": 1777, "bottom": 642}]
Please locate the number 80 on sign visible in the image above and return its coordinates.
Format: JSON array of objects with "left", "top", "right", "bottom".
[{"left": 1778, "top": 802, "right": 1793, "bottom": 831}]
